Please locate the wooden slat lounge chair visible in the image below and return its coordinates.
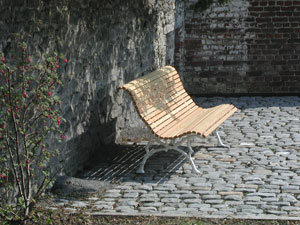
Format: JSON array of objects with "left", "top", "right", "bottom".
[{"left": 119, "top": 66, "right": 237, "bottom": 173}]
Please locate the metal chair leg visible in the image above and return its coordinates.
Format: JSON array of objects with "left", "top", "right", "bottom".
[
  {"left": 136, "top": 135, "right": 153, "bottom": 174},
  {"left": 136, "top": 134, "right": 201, "bottom": 174},
  {"left": 215, "top": 130, "right": 230, "bottom": 149},
  {"left": 186, "top": 137, "right": 201, "bottom": 173}
]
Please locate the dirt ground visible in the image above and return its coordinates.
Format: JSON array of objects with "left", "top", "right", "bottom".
[{"left": 2, "top": 206, "right": 300, "bottom": 225}]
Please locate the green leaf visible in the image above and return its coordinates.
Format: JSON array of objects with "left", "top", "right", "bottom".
[
  {"left": 42, "top": 170, "right": 49, "bottom": 177},
  {"left": 18, "top": 197, "right": 26, "bottom": 209}
]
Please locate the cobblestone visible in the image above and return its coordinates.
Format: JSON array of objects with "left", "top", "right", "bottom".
[
  {"left": 115, "top": 206, "right": 136, "bottom": 213},
  {"left": 139, "top": 207, "right": 157, "bottom": 212},
  {"left": 117, "top": 200, "right": 138, "bottom": 207},
  {"left": 49, "top": 97, "right": 300, "bottom": 219},
  {"left": 123, "top": 192, "right": 139, "bottom": 198}
]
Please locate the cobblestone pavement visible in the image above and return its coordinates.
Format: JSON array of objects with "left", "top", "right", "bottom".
[{"left": 50, "top": 96, "right": 300, "bottom": 219}]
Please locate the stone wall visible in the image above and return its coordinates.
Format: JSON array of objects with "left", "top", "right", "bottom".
[
  {"left": 179, "top": 0, "right": 300, "bottom": 95},
  {"left": 0, "top": 0, "right": 176, "bottom": 175}
]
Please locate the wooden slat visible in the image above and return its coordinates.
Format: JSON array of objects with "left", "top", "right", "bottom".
[
  {"left": 132, "top": 77, "right": 183, "bottom": 108},
  {"left": 133, "top": 90, "right": 187, "bottom": 117},
  {"left": 142, "top": 89, "right": 188, "bottom": 117},
  {"left": 145, "top": 94, "right": 192, "bottom": 123},
  {"left": 132, "top": 73, "right": 182, "bottom": 98},
  {"left": 152, "top": 103, "right": 198, "bottom": 133},
  {"left": 123, "top": 69, "right": 177, "bottom": 92},
  {"left": 178, "top": 104, "right": 234, "bottom": 137},
  {"left": 131, "top": 67, "right": 176, "bottom": 85},
  {"left": 125, "top": 71, "right": 179, "bottom": 95},
  {"left": 139, "top": 89, "right": 188, "bottom": 118},
  {"left": 158, "top": 106, "right": 213, "bottom": 137},
  {"left": 124, "top": 75, "right": 183, "bottom": 114},
  {"left": 202, "top": 106, "right": 237, "bottom": 137},
  {"left": 158, "top": 105, "right": 235, "bottom": 139},
  {"left": 150, "top": 99, "right": 195, "bottom": 129},
  {"left": 159, "top": 104, "right": 232, "bottom": 138}
]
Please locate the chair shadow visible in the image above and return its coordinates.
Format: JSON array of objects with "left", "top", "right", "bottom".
[{"left": 77, "top": 143, "right": 202, "bottom": 185}]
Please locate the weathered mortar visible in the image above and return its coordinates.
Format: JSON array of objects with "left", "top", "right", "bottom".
[{"left": 0, "top": 0, "right": 177, "bottom": 175}]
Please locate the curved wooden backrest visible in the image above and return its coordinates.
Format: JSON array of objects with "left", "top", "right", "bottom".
[
  {"left": 120, "top": 66, "right": 237, "bottom": 139},
  {"left": 119, "top": 66, "right": 199, "bottom": 136}
]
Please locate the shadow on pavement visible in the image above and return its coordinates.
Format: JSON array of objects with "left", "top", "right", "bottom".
[{"left": 77, "top": 143, "right": 200, "bottom": 185}]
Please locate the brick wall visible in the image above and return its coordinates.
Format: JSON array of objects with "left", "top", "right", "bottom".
[{"left": 178, "top": 0, "right": 300, "bottom": 95}]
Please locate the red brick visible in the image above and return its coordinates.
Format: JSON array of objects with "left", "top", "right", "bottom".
[
  {"left": 281, "top": 6, "right": 295, "bottom": 11},
  {"left": 248, "top": 7, "right": 264, "bottom": 11},
  {"left": 258, "top": 23, "right": 268, "bottom": 28},
  {"left": 291, "top": 33, "right": 300, "bottom": 38},
  {"left": 212, "top": 28, "right": 228, "bottom": 33},
  {"left": 261, "top": 28, "right": 275, "bottom": 33},
  {"left": 277, "top": 11, "right": 292, "bottom": 16},
  {"left": 272, "top": 17, "right": 288, "bottom": 22},
  {"left": 245, "top": 17, "right": 255, "bottom": 22},
  {"left": 268, "top": 44, "right": 282, "bottom": 49},
  {"left": 289, "top": 87, "right": 300, "bottom": 92},
  {"left": 260, "top": 1, "right": 268, "bottom": 6},
  {"left": 289, "top": 17, "right": 300, "bottom": 22},
  {"left": 269, "top": 1, "right": 276, "bottom": 6},
  {"left": 280, "top": 71, "right": 294, "bottom": 76},
  {"left": 264, "top": 6, "right": 281, "bottom": 11},
  {"left": 255, "top": 39, "right": 270, "bottom": 44},
  {"left": 279, "top": 49, "right": 295, "bottom": 54},
  {"left": 263, "top": 49, "right": 278, "bottom": 54},
  {"left": 260, "top": 12, "right": 276, "bottom": 17},
  {"left": 265, "top": 55, "right": 275, "bottom": 60},
  {"left": 273, "top": 23, "right": 284, "bottom": 27},
  {"left": 256, "top": 34, "right": 266, "bottom": 38},
  {"left": 283, "top": 34, "right": 291, "bottom": 38},
  {"left": 272, "top": 76, "right": 282, "bottom": 81},
  {"left": 207, "top": 61, "right": 223, "bottom": 66},
  {"left": 278, "top": 28, "right": 294, "bottom": 33},
  {"left": 249, "top": 44, "right": 266, "bottom": 49},
  {"left": 293, "top": 12, "right": 300, "bottom": 16},
  {"left": 184, "top": 40, "right": 202, "bottom": 48},
  {"left": 256, "top": 18, "right": 272, "bottom": 23},
  {"left": 277, "top": 1, "right": 285, "bottom": 6},
  {"left": 185, "top": 23, "right": 194, "bottom": 29},
  {"left": 288, "top": 60, "right": 300, "bottom": 64},
  {"left": 271, "top": 60, "right": 287, "bottom": 65},
  {"left": 246, "top": 28, "right": 262, "bottom": 33},
  {"left": 291, "top": 23, "right": 299, "bottom": 27},
  {"left": 274, "top": 34, "right": 283, "bottom": 38},
  {"left": 223, "top": 61, "right": 246, "bottom": 66},
  {"left": 282, "top": 55, "right": 292, "bottom": 60}
]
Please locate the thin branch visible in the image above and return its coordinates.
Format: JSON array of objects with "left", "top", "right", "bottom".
[
  {"left": 35, "top": 165, "right": 63, "bottom": 198},
  {"left": 7, "top": 68, "right": 28, "bottom": 201},
  {"left": 5, "top": 129, "right": 25, "bottom": 200}
]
